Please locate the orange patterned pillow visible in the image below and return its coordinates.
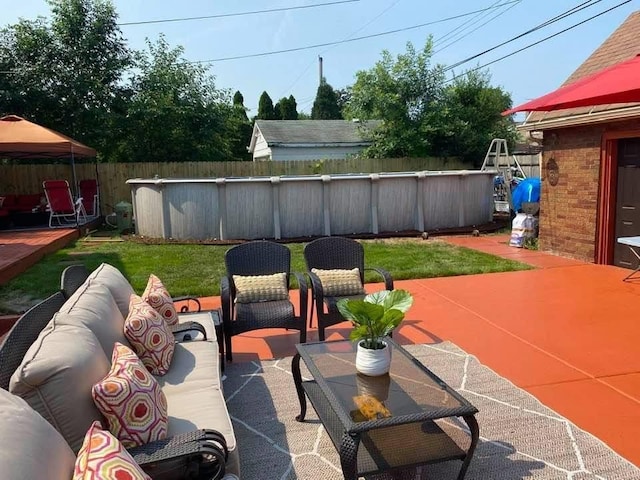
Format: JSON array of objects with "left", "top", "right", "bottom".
[
  {"left": 92, "top": 343, "right": 168, "bottom": 448},
  {"left": 141, "top": 274, "right": 178, "bottom": 326},
  {"left": 74, "top": 421, "right": 151, "bottom": 480},
  {"left": 124, "top": 295, "right": 175, "bottom": 375}
]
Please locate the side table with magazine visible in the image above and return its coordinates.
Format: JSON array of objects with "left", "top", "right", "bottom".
[{"left": 292, "top": 339, "right": 479, "bottom": 480}]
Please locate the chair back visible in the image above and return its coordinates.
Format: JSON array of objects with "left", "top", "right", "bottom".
[
  {"left": 79, "top": 179, "right": 98, "bottom": 215},
  {"left": 0, "top": 291, "right": 66, "bottom": 390},
  {"left": 304, "top": 237, "right": 365, "bottom": 283},
  {"left": 60, "top": 264, "right": 90, "bottom": 299},
  {"left": 225, "top": 241, "right": 291, "bottom": 281},
  {"left": 43, "top": 180, "right": 74, "bottom": 214}
]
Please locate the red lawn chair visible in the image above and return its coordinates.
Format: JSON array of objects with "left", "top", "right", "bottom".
[
  {"left": 79, "top": 179, "right": 99, "bottom": 216},
  {"left": 43, "top": 180, "right": 87, "bottom": 227}
]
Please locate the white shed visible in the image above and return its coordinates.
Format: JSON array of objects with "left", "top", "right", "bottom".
[{"left": 248, "top": 119, "right": 381, "bottom": 162}]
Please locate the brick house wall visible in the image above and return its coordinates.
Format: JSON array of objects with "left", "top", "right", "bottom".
[{"left": 540, "top": 118, "right": 640, "bottom": 262}]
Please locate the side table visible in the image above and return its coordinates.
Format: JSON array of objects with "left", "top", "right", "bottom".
[{"left": 173, "top": 309, "right": 225, "bottom": 371}]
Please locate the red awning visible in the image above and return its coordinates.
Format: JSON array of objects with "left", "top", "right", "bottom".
[{"left": 503, "top": 54, "right": 640, "bottom": 115}]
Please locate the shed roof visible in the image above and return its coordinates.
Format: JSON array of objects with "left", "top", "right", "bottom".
[
  {"left": 523, "top": 10, "right": 640, "bottom": 129},
  {"left": 253, "top": 120, "right": 381, "bottom": 147}
]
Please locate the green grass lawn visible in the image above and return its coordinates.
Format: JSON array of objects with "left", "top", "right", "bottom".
[{"left": 0, "top": 238, "right": 532, "bottom": 313}]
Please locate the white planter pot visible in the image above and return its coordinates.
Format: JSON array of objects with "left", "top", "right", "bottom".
[
  {"left": 356, "top": 340, "right": 391, "bottom": 376},
  {"left": 356, "top": 372, "right": 390, "bottom": 401}
]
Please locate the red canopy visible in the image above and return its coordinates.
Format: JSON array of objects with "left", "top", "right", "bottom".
[
  {"left": 503, "top": 54, "right": 640, "bottom": 115},
  {"left": 0, "top": 115, "right": 96, "bottom": 159}
]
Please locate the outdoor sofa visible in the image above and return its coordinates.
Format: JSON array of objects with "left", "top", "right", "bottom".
[{"left": 0, "top": 263, "right": 239, "bottom": 479}]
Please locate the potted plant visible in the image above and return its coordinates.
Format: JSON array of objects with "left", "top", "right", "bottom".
[{"left": 337, "top": 290, "right": 413, "bottom": 376}]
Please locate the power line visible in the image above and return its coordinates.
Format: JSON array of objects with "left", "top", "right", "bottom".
[
  {"left": 188, "top": 0, "right": 521, "bottom": 64},
  {"left": 446, "top": 0, "right": 631, "bottom": 84},
  {"left": 118, "top": 0, "right": 360, "bottom": 26},
  {"left": 444, "top": 0, "right": 603, "bottom": 71},
  {"left": 277, "top": 0, "right": 403, "bottom": 99},
  {"left": 433, "top": 0, "right": 504, "bottom": 48},
  {"left": 433, "top": 0, "right": 523, "bottom": 54}
]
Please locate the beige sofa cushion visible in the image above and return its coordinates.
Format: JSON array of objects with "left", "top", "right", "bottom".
[
  {"left": 57, "top": 280, "right": 129, "bottom": 357},
  {"left": 154, "top": 340, "right": 221, "bottom": 395},
  {"left": 87, "top": 262, "right": 136, "bottom": 317},
  {"left": 166, "top": 385, "right": 239, "bottom": 477},
  {"left": 0, "top": 388, "right": 76, "bottom": 480},
  {"left": 9, "top": 323, "right": 109, "bottom": 453}
]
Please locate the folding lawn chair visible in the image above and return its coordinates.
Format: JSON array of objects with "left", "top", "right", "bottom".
[
  {"left": 79, "top": 179, "right": 100, "bottom": 217},
  {"left": 43, "top": 180, "right": 87, "bottom": 227}
]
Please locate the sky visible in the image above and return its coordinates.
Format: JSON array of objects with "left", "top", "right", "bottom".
[{"left": 3, "top": 0, "right": 638, "bottom": 117}]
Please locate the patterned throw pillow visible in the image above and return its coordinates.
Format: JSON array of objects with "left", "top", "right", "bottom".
[
  {"left": 92, "top": 343, "right": 168, "bottom": 448},
  {"left": 74, "top": 421, "right": 151, "bottom": 480},
  {"left": 311, "top": 268, "right": 365, "bottom": 296},
  {"left": 233, "top": 272, "right": 289, "bottom": 303},
  {"left": 141, "top": 274, "right": 178, "bottom": 326},
  {"left": 124, "top": 295, "right": 175, "bottom": 375}
]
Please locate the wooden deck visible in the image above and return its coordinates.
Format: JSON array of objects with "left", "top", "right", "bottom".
[{"left": 0, "top": 228, "right": 79, "bottom": 285}]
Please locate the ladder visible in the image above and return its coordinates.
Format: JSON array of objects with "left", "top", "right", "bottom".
[{"left": 481, "top": 139, "right": 526, "bottom": 213}]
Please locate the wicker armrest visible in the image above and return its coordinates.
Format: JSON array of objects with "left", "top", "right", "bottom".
[
  {"left": 292, "top": 271, "right": 308, "bottom": 324},
  {"left": 172, "top": 296, "right": 202, "bottom": 313},
  {"left": 307, "top": 271, "right": 324, "bottom": 303},
  {"left": 220, "top": 276, "right": 233, "bottom": 325},
  {"left": 365, "top": 267, "right": 394, "bottom": 291},
  {"left": 171, "top": 320, "right": 207, "bottom": 341},
  {"left": 130, "top": 429, "right": 228, "bottom": 480}
]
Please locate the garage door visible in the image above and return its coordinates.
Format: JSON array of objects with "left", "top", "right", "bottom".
[{"left": 614, "top": 138, "right": 640, "bottom": 268}]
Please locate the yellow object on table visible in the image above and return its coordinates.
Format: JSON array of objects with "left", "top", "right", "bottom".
[{"left": 351, "top": 394, "right": 392, "bottom": 421}]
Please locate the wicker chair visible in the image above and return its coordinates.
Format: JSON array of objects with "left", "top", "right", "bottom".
[
  {"left": 60, "top": 264, "right": 202, "bottom": 313},
  {"left": 221, "top": 241, "right": 307, "bottom": 361},
  {"left": 304, "top": 237, "right": 394, "bottom": 341},
  {"left": 0, "top": 291, "right": 66, "bottom": 390}
]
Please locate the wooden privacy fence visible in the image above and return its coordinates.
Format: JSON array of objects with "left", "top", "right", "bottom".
[
  {"left": 128, "top": 171, "right": 495, "bottom": 241},
  {"left": 0, "top": 157, "right": 466, "bottom": 214}
]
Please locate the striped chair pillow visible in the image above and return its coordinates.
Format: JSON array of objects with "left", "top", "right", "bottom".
[
  {"left": 233, "top": 273, "right": 289, "bottom": 303},
  {"left": 311, "top": 268, "right": 365, "bottom": 297}
]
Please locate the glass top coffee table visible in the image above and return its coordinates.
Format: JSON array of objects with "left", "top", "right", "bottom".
[{"left": 292, "top": 339, "right": 479, "bottom": 480}]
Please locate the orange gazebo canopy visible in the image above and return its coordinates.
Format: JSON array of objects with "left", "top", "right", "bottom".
[{"left": 0, "top": 115, "right": 96, "bottom": 159}]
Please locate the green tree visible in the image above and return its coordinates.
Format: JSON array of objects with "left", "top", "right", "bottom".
[
  {"left": 233, "top": 90, "right": 244, "bottom": 106},
  {"left": 435, "top": 70, "right": 517, "bottom": 166},
  {"left": 311, "top": 82, "right": 342, "bottom": 119},
  {"left": 274, "top": 95, "right": 298, "bottom": 120},
  {"left": 346, "top": 38, "right": 517, "bottom": 161},
  {"left": 345, "top": 39, "right": 444, "bottom": 157},
  {"left": 230, "top": 90, "right": 252, "bottom": 160},
  {"left": 0, "top": 0, "right": 132, "bottom": 154},
  {"left": 335, "top": 87, "right": 352, "bottom": 118},
  {"left": 284, "top": 95, "right": 299, "bottom": 119},
  {"left": 111, "top": 36, "right": 233, "bottom": 162},
  {"left": 257, "top": 91, "right": 276, "bottom": 120}
]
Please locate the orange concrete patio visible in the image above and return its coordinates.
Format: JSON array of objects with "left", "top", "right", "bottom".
[{"left": 193, "top": 235, "right": 640, "bottom": 467}]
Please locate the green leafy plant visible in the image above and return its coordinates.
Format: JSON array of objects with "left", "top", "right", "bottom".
[{"left": 337, "top": 290, "right": 413, "bottom": 350}]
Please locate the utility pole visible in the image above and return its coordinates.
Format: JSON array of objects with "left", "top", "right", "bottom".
[{"left": 318, "top": 56, "right": 324, "bottom": 86}]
